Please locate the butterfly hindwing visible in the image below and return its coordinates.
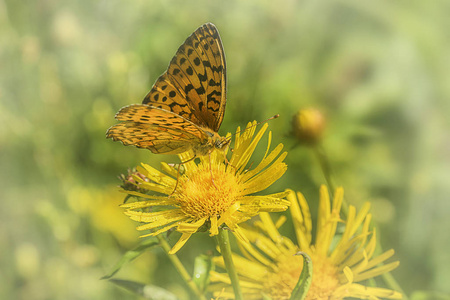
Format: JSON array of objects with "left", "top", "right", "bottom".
[
  {"left": 106, "top": 104, "right": 207, "bottom": 154},
  {"left": 107, "top": 122, "right": 199, "bottom": 154},
  {"left": 114, "top": 104, "right": 207, "bottom": 139}
]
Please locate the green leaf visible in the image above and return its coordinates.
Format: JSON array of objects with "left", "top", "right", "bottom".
[
  {"left": 192, "top": 254, "right": 213, "bottom": 293},
  {"left": 101, "top": 237, "right": 159, "bottom": 279},
  {"left": 289, "top": 252, "right": 313, "bottom": 300},
  {"left": 109, "top": 279, "right": 178, "bottom": 300}
]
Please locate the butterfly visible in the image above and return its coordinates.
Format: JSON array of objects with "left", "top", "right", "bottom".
[{"left": 106, "top": 23, "right": 229, "bottom": 158}]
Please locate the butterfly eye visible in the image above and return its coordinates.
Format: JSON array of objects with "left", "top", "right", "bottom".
[
  {"left": 205, "top": 131, "right": 214, "bottom": 138},
  {"left": 216, "top": 138, "right": 230, "bottom": 149}
]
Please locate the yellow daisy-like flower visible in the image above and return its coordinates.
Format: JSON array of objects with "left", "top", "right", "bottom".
[
  {"left": 121, "top": 122, "right": 289, "bottom": 254},
  {"left": 210, "top": 185, "right": 402, "bottom": 300}
]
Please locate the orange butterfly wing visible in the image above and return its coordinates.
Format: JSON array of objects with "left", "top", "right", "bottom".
[
  {"left": 142, "top": 23, "right": 226, "bottom": 131},
  {"left": 107, "top": 104, "right": 207, "bottom": 154},
  {"left": 107, "top": 23, "right": 227, "bottom": 154}
]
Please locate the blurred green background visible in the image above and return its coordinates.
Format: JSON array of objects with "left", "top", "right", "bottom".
[{"left": 2, "top": 0, "right": 449, "bottom": 299}]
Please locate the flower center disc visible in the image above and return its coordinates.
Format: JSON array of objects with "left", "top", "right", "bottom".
[{"left": 175, "top": 167, "right": 240, "bottom": 219}]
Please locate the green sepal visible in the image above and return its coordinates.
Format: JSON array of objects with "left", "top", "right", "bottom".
[{"left": 289, "top": 252, "right": 313, "bottom": 300}]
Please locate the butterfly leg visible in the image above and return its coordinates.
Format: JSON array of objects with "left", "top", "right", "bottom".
[
  {"left": 169, "top": 164, "right": 182, "bottom": 196},
  {"left": 244, "top": 161, "right": 255, "bottom": 173},
  {"left": 223, "top": 153, "right": 239, "bottom": 174},
  {"left": 170, "top": 155, "right": 197, "bottom": 196},
  {"left": 208, "top": 151, "right": 219, "bottom": 190}
]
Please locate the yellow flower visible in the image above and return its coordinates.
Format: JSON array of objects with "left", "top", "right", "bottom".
[
  {"left": 210, "top": 185, "right": 402, "bottom": 300},
  {"left": 121, "top": 122, "right": 289, "bottom": 254}
]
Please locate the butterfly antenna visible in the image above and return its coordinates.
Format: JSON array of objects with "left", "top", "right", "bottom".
[{"left": 221, "top": 114, "right": 280, "bottom": 146}]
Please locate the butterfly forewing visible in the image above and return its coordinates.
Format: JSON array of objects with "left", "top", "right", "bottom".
[
  {"left": 142, "top": 74, "right": 201, "bottom": 124},
  {"left": 107, "top": 23, "right": 227, "bottom": 155},
  {"left": 197, "top": 24, "right": 227, "bottom": 131},
  {"left": 142, "top": 23, "right": 226, "bottom": 131}
]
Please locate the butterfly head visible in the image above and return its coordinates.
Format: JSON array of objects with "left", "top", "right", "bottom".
[
  {"left": 193, "top": 129, "right": 230, "bottom": 156},
  {"left": 204, "top": 129, "right": 230, "bottom": 150},
  {"left": 214, "top": 135, "right": 231, "bottom": 150}
]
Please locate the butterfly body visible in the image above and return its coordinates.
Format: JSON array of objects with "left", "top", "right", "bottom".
[{"left": 107, "top": 23, "right": 228, "bottom": 157}]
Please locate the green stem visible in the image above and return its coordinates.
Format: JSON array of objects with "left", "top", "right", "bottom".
[
  {"left": 157, "top": 235, "right": 206, "bottom": 300},
  {"left": 217, "top": 228, "right": 243, "bottom": 300},
  {"left": 312, "top": 145, "right": 335, "bottom": 191},
  {"left": 313, "top": 145, "right": 348, "bottom": 217}
]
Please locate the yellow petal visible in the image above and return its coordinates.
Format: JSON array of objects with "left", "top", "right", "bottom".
[
  {"left": 168, "top": 233, "right": 192, "bottom": 254},
  {"left": 242, "top": 162, "right": 287, "bottom": 195},
  {"left": 177, "top": 218, "right": 207, "bottom": 234},
  {"left": 241, "top": 144, "right": 284, "bottom": 182},
  {"left": 210, "top": 215, "right": 219, "bottom": 236}
]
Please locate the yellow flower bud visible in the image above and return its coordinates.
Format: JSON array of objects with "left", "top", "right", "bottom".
[{"left": 292, "top": 108, "right": 326, "bottom": 145}]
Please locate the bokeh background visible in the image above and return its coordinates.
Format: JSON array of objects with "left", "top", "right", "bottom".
[{"left": 2, "top": 0, "right": 449, "bottom": 299}]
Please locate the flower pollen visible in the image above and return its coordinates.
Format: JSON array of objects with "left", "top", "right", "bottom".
[
  {"left": 306, "top": 255, "right": 340, "bottom": 300},
  {"left": 175, "top": 165, "right": 240, "bottom": 219},
  {"left": 263, "top": 252, "right": 302, "bottom": 300}
]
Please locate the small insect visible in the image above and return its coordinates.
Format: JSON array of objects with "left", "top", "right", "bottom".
[{"left": 106, "top": 23, "right": 230, "bottom": 158}]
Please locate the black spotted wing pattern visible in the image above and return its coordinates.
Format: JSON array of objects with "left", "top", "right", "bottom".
[{"left": 107, "top": 23, "right": 227, "bottom": 154}]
